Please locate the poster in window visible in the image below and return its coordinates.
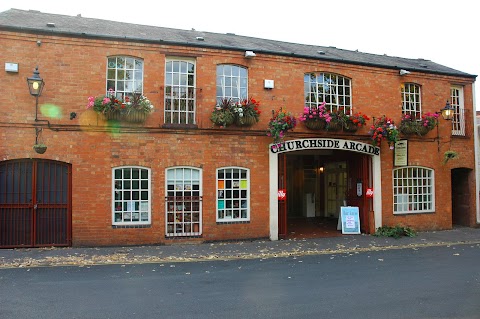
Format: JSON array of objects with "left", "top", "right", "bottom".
[{"left": 233, "top": 181, "right": 240, "bottom": 188}]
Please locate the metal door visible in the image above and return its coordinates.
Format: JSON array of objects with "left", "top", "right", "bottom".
[{"left": 0, "top": 159, "right": 72, "bottom": 248}]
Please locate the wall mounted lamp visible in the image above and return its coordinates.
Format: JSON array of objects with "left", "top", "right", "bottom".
[
  {"left": 440, "top": 100, "right": 454, "bottom": 121},
  {"left": 399, "top": 69, "right": 410, "bottom": 76},
  {"left": 27, "top": 67, "right": 48, "bottom": 153}
]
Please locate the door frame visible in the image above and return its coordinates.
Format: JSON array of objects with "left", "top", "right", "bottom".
[{"left": 269, "top": 138, "right": 382, "bottom": 240}]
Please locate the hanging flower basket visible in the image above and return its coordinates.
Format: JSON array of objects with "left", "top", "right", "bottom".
[
  {"left": 235, "top": 114, "right": 258, "bottom": 127},
  {"left": 232, "top": 97, "right": 261, "bottom": 127},
  {"left": 343, "top": 122, "right": 359, "bottom": 132},
  {"left": 267, "top": 108, "right": 297, "bottom": 143},
  {"left": 326, "top": 119, "right": 342, "bottom": 131},
  {"left": 125, "top": 109, "right": 148, "bottom": 123},
  {"left": 87, "top": 90, "right": 153, "bottom": 124},
  {"left": 33, "top": 144, "right": 47, "bottom": 154},
  {"left": 399, "top": 113, "right": 438, "bottom": 136},
  {"left": 304, "top": 120, "right": 326, "bottom": 130}
]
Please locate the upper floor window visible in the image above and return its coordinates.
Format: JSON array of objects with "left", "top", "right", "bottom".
[
  {"left": 451, "top": 86, "right": 465, "bottom": 136},
  {"left": 107, "top": 56, "right": 144, "bottom": 99},
  {"left": 216, "top": 167, "right": 250, "bottom": 222},
  {"left": 304, "top": 73, "right": 352, "bottom": 114},
  {"left": 401, "top": 83, "right": 421, "bottom": 117},
  {"left": 164, "top": 59, "right": 196, "bottom": 125},
  {"left": 216, "top": 65, "right": 248, "bottom": 103},
  {"left": 393, "top": 166, "right": 434, "bottom": 214},
  {"left": 112, "top": 166, "right": 151, "bottom": 225}
]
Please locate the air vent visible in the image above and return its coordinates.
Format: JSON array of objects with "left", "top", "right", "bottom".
[
  {"left": 419, "top": 63, "right": 428, "bottom": 68},
  {"left": 317, "top": 50, "right": 326, "bottom": 55},
  {"left": 196, "top": 36, "right": 204, "bottom": 41},
  {"left": 46, "top": 22, "right": 55, "bottom": 27}
]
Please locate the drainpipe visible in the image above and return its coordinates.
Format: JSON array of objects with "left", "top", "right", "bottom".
[{"left": 473, "top": 83, "right": 480, "bottom": 224}]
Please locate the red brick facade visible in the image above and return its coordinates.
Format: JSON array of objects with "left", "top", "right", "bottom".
[{"left": 0, "top": 19, "right": 477, "bottom": 246}]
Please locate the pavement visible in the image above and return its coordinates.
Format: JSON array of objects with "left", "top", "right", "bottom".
[{"left": 1, "top": 227, "right": 479, "bottom": 269}]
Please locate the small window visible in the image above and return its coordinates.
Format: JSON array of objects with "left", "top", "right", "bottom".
[
  {"left": 165, "top": 167, "right": 202, "bottom": 236},
  {"left": 107, "top": 56, "right": 144, "bottom": 99},
  {"left": 401, "top": 83, "right": 421, "bottom": 117},
  {"left": 164, "top": 59, "right": 196, "bottom": 124},
  {"left": 216, "top": 65, "right": 248, "bottom": 103},
  {"left": 216, "top": 167, "right": 250, "bottom": 222},
  {"left": 304, "top": 73, "right": 352, "bottom": 115},
  {"left": 112, "top": 166, "right": 151, "bottom": 225},
  {"left": 393, "top": 166, "right": 434, "bottom": 214}
]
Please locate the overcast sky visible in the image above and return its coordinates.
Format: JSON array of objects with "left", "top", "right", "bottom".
[{"left": 1, "top": 0, "right": 478, "bottom": 109}]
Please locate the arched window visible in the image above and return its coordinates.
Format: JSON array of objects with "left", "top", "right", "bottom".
[
  {"left": 304, "top": 72, "right": 352, "bottom": 114},
  {"left": 112, "top": 166, "right": 151, "bottom": 225},
  {"left": 107, "top": 56, "right": 144, "bottom": 99},
  {"left": 165, "top": 167, "right": 202, "bottom": 236},
  {"left": 164, "top": 59, "right": 196, "bottom": 124},
  {"left": 216, "top": 167, "right": 250, "bottom": 222},
  {"left": 393, "top": 166, "right": 434, "bottom": 214},
  {"left": 216, "top": 65, "right": 248, "bottom": 103}
]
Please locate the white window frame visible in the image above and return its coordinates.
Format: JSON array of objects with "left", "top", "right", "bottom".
[
  {"left": 304, "top": 72, "right": 352, "bottom": 114},
  {"left": 106, "top": 56, "right": 144, "bottom": 99},
  {"left": 112, "top": 166, "right": 151, "bottom": 226},
  {"left": 216, "top": 64, "right": 248, "bottom": 103},
  {"left": 216, "top": 167, "right": 250, "bottom": 222},
  {"left": 393, "top": 166, "right": 435, "bottom": 214},
  {"left": 451, "top": 86, "right": 465, "bottom": 136},
  {"left": 401, "top": 83, "right": 422, "bottom": 118},
  {"left": 164, "top": 58, "right": 196, "bottom": 124},
  {"left": 165, "top": 166, "right": 202, "bottom": 237}
]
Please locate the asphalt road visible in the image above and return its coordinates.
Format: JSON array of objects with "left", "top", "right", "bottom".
[{"left": 0, "top": 244, "right": 479, "bottom": 319}]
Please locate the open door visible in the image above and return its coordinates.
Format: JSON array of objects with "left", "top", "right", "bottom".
[
  {"left": 278, "top": 153, "right": 287, "bottom": 239},
  {"left": 346, "top": 155, "right": 371, "bottom": 233}
]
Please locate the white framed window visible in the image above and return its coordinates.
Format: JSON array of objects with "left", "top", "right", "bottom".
[
  {"left": 107, "top": 56, "right": 144, "bottom": 99},
  {"left": 451, "top": 86, "right": 465, "bottom": 136},
  {"left": 393, "top": 166, "right": 434, "bottom": 214},
  {"left": 304, "top": 73, "right": 352, "bottom": 114},
  {"left": 165, "top": 167, "right": 202, "bottom": 237},
  {"left": 216, "top": 65, "right": 248, "bottom": 103},
  {"left": 401, "top": 83, "right": 421, "bottom": 117},
  {"left": 112, "top": 166, "right": 151, "bottom": 225},
  {"left": 216, "top": 167, "right": 250, "bottom": 222},
  {"left": 164, "top": 59, "right": 196, "bottom": 124}
]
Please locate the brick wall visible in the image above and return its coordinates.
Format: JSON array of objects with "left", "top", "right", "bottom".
[{"left": 0, "top": 30, "right": 477, "bottom": 245}]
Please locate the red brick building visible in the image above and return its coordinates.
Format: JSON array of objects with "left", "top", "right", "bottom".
[{"left": 0, "top": 9, "right": 478, "bottom": 247}]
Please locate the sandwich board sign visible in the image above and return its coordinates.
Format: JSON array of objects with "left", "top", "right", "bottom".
[{"left": 340, "top": 206, "right": 360, "bottom": 234}]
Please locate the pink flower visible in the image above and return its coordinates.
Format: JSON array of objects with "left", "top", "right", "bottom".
[
  {"left": 86, "top": 96, "right": 95, "bottom": 109},
  {"left": 102, "top": 97, "right": 111, "bottom": 105}
]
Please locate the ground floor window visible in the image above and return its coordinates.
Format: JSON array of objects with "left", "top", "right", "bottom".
[
  {"left": 393, "top": 166, "right": 434, "bottom": 213},
  {"left": 113, "top": 166, "right": 151, "bottom": 225},
  {"left": 165, "top": 167, "right": 202, "bottom": 236},
  {"left": 216, "top": 167, "right": 250, "bottom": 222}
]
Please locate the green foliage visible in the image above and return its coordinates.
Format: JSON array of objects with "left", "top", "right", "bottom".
[{"left": 373, "top": 225, "right": 416, "bottom": 239}]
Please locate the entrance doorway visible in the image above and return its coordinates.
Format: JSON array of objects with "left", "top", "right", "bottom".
[
  {"left": 451, "top": 168, "right": 473, "bottom": 226},
  {"left": 0, "top": 159, "right": 72, "bottom": 248},
  {"left": 280, "top": 150, "right": 371, "bottom": 239}
]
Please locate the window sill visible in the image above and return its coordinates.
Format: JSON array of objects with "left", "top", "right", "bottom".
[
  {"left": 162, "top": 123, "right": 198, "bottom": 129},
  {"left": 112, "top": 224, "right": 151, "bottom": 229},
  {"left": 393, "top": 211, "right": 435, "bottom": 215},
  {"left": 216, "top": 220, "right": 250, "bottom": 225}
]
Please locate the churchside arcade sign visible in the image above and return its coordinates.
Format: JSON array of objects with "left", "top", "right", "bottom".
[{"left": 270, "top": 138, "right": 380, "bottom": 156}]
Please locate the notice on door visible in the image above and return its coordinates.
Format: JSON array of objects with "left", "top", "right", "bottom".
[{"left": 340, "top": 206, "right": 360, "bottom": 234}]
